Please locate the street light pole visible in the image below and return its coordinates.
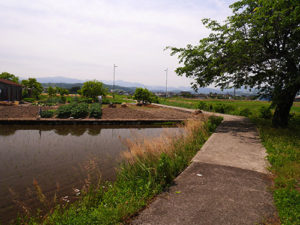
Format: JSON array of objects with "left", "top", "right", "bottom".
[
  {"left": 165, "top": 68, "right": 168, "bottom": 98},
  {"left": 113, "top": 64, "right": 117, "bottom": 99}
]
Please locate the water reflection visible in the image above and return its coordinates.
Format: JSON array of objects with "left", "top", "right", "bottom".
[{"left": 0, "top": 124, "right": 179, "bottom": 224}]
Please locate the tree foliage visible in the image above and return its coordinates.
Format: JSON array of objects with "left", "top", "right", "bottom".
[
  {"left": 168, "top": 0, "right": 300, "bottom": 127},
  {"left": 133, "top": 88, "right": 155, "bottom": 104},
  {"left": 80, "top": 80, "right": 107, "bottom": 101},
  {"left": 0, "top": 72, "right": 19, "bottom": 83},
  {"left": 47, "top": 86, "right": 57, "bottom": 97},
  {"left": 21, "top": 78, "right": 43, "bottom": 99},
  {"left": 57, "top": 87, "right": 69, "bottom": 97}
]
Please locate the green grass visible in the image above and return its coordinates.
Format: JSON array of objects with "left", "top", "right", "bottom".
[
  {"left": 17, "top": 116, "right": 222, "bottom": 225},
  {"left": 255, "top": 117, "right": 300, "bottom": 224},
  {"left": 159, "top": 97, "right": 300, "bottom": 224},
  {"left": 159, "top": 97, "right": 300, "bottom": 117}
]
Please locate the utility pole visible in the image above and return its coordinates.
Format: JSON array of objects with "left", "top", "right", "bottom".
[
  {"left": 113, "top": 64, "right": 117, "bottom": 99},
  {"left": 165, "top": 68, "right": 168, "bottom": 98}
]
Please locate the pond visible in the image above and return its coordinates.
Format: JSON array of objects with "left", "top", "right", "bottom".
[{"left": 0, "top": 124, "right": 181, "bottom": 224}]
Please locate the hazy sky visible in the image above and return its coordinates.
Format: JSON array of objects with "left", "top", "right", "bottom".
[{"left": 0, "top": 0, "right": 235, "bottom": 87}]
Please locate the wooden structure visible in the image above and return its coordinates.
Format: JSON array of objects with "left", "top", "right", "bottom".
[{"left": 0, "top": 79, "right": 22, "bottom": 101}]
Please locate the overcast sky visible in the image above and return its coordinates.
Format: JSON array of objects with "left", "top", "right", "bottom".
[{"left": 0, "top": 0, "right": 235, "bottom": 87}]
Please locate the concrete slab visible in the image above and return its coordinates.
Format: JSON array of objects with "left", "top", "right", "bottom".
[
  {"left": 132, "top": 163, "right": 276, "bottom": 225},
  {"left": 192, "top": 116, "right": 270, "bottom": 174}
]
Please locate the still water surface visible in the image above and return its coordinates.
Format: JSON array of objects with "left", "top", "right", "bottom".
[{"left": 0, "top": 124, "right": 181, "bottom": 224}]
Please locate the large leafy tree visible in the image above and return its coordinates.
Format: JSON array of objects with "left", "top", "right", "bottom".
[
  {"left": 133, "top": 88, "right": 156, "bottom": 104},
  {"left": 168, "top": 0, "right": 300, "bottom": 127},
  {"left": 80, "top": 80, "right": 107, "bottom": 101},
  {"left": 21, "top": 78, "right": 43, "bottom": 99},
  {"left": 0, "top": 72, "right": 19, "bottom": 83}
]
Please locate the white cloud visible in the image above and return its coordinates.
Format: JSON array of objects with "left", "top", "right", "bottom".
[{"left": 0, "top": 0, "right": 235, "bottom": 86}]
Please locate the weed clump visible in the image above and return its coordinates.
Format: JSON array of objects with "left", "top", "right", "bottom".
[
  {"left": 89, "top": 103, "right": 102, "bottom": 119},
  {"left": 40, "top": 110, "right": 55, "bottom": 118},
  {"left": 56, "top": 104, "right": 74, "bottom": 118},
  {"left": 71, "top": 103, "right": 89, "bottom": 119},
  {"left": 239, "top": 108, "right": 252, "bottom": 117},
  {"left": 259, "top": 106, "right": 272, "bottom": 119}
]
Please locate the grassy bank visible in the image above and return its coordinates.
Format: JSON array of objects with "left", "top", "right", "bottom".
[
  {"left": 159, "top": 97, "right": 300, "bottom": 224},
  {"left": 17, "top": 115, "right": 222, "bottom": 225},
  {"left": 255, "top": 118, "right": 300, "bottom": 224}
]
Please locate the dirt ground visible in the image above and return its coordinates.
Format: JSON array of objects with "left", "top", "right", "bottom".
[{"left": 0, "top": 104, "right": 193, "bottom": 120}]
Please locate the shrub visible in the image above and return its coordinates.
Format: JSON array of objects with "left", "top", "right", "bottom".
[
  {"left": 79, "top": 98, "right": 93, "bottom": 103},
  {"left": 102, "top": 98, "right": 110, "bottom": 104},
  {"left": 197, "top": 101, "right": 208, "bottom": 110},
  {"left": 223, "top": 104, "right": 236, "bottom": 113},
  {"left": 214, "top": 103, "right": 226, "bottom": 113},
  {"left": 71, "top": 103, "right": 89, "bottom": 118},
  {"left": 150, "top": 94, "right": 160, "bottom": 104},
  {"left": 89, "top": 103, "right": 102, "bottom": 118},
  {"left": 40, "top": 110, "right": 55, "bottom": 118},
  {"left": 40, "top": 97, "right": 64, "bottom": 106},
  {"left": 23, "top": 98, "right": 35, "bottom": 103},
  {"left": 259, "top": 106, "right": 272, "bottom": 119},
  {"left": 206, "top": 115, "right": 223, "bottom": 132},
  {"left": 213, "top": 103, "right": 236, "bottom": 114},
  {"left": 57, "top": 104, "right": 74, "bottom": 118},
  {"left": 239, "top": 108, "right": 252, "bottom": 117}
]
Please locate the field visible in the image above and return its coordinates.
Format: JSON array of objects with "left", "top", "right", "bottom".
[
  {"left": 159, "top": 97, "right": 300, "bottom": 224},
  {"left": 0, "top": 104, "right": 192, "bottom": 120},
  {"left": 159, "top": 97, "right": 300, "bottom": 116}
]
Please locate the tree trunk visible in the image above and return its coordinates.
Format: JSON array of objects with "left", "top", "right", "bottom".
[{"left": 272, "top": 89, "right": 298, "bottom": 128}]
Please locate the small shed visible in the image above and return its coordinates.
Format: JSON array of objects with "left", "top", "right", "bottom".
[{"left": 0, "top": 79, "right": 22, "bottom": 101}]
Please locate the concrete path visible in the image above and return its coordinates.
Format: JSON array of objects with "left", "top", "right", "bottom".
[{"left": 132, "top": 105, "right": 277, "bottom": 225}]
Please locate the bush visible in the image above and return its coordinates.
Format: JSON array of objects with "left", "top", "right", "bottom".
[
  {"left": 102, "top": 98, "right": 110, "bottom": 104},
  {"left": 57, "top": 104, "right": 74, "bottom": 118},
  {"left": 259, "top": 106, "right": 272, "bottom": 119},
  {"left": 71, "top": 103, "right": 89, "bottom": 119},
  {"left": 197, "top": 101, "right": 208, "bottom": 110},
  {"left": 89, "top": 103, "right": 102, "bottom": 118},
  {"left": 79, "top": 98, "right": 93, "bottom": 103},
  {"left": 224, "top": 104, "right": 236, "bottom": 113},
  {"left": 40, "top": 110, "right": 55, "bottom": 118},
  {"left": 239, "top": 108, "right": 252, "bottom": 117},
  {"left": 214, "top": 104, "right": 226, "bottom": 113},
  {"left": 206, "top": 115, "right": 223, "bottom": 132},
  {"left": 39, "top": 97, "right": 64, "bottom": 106},
  {"left": 150, "top": 94, "right": 160, "bottom": 104},
  {"left": 213, "top": 103, "right": 236, "bottom": 114},
  {"left": 23, "top": 98, "right": 35, "bottom": 103}
]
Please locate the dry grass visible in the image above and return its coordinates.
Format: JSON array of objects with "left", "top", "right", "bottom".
[{"left": 122, "top": 115, "right": 207, "bottom": 164}]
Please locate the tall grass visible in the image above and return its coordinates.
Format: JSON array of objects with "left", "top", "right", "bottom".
[{"left": 16, "top": 115, "right": 222, "bottom": 225}]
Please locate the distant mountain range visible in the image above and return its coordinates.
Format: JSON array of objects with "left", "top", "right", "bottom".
[{"left": 33, "top": 76, "right": 255, "bottom": 95}]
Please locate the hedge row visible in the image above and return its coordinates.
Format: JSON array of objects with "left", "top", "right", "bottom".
[{"left": 41, "top": 103, "right": 102, "bottom": 119}]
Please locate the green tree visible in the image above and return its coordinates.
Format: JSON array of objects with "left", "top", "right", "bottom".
[
  {"left": 69, "top": 86, "right": 81, "bottom": 94},
  {"left": 47, "top": 86, "right": 57, "bottom": 97},
  {"left": 57, "top": 87, "right": 69, "bottom": 97},
  {"left": 21, "top": 78, "right": 43, "bottom": 99},
  {"left": 0, "top": 72, "right": 19, "bottom": 83},
  {"left": 133, "top": 88, "right": 153, "bottom": 104},
  {"left": 168, "top": 0, "right": 300, "bottom": 127},
  {"left": 57, "top": 87, "right": 69, "bottom": 103},
  {"left": 80, "top": 80, "right": 107, "bottom": 101}
]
